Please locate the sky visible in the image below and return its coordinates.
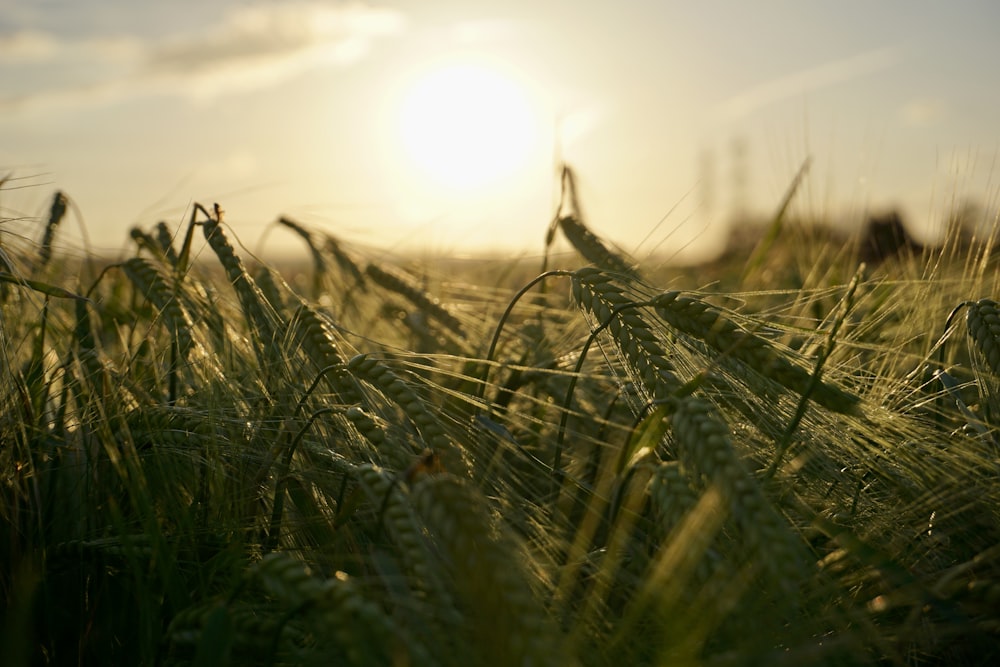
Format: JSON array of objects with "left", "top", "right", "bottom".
[{"left": 2, "top": 0, "right": 999, "bottom": 263}]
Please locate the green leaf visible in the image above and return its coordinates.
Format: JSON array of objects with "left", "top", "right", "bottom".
[
  {"left": 618, "top": 403, "right": 672, "bottom": 475},
  {"left": 0, "top": 272, "right": 85, "bottom": 300}
]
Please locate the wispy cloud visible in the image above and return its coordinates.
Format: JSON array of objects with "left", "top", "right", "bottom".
[
  {"left": 0, "top": 2, "right": 405, "bottom": 112},
  {"left": 899, "top": 98, "right": 947, "bottom": 127},
  {"left": 144, "top": 3, "right": 403, "bottom": 85},
  {"left": 713, "top": 46, "right": 903, "bottom": 123},
  {"left": 0, "top": 30, "right": 61, "bottom": 62}
]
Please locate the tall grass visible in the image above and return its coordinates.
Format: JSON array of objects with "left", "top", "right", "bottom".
[{"left": 2, "top": 185, "right": 1000, "bottom": 666}]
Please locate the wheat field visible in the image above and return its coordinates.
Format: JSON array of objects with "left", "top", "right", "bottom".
[{"left": 2, "top": 176, "right": 1000, "bottom": 666}]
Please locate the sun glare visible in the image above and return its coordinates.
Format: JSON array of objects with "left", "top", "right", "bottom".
[{"left": 395, "top": 62, "right": 540, "bottom": 193}]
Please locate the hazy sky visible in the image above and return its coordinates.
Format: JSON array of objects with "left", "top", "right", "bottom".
[{"left": 2, "top": 1, "right": 998, "bottom": 262}]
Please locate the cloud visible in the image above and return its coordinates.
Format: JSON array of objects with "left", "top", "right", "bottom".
[
  {"left": 0, "top": 2, "right": 405, "bottom": 112},
  {"left": 713, "top": 46, "right": 903, "bottom": 123},
  {"left": 0, "top": 30, "right": 60, "bottom": 62},
  {"left": 0, "top": 30, "right": 142, "bottom": 65},
  {"left": 145, "top": 3, "right": 403, "bottom": 80},
  {"left": 899, "top": 98, "right": 946, "bottom": 127}
]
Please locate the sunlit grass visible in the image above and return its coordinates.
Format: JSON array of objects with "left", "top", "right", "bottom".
[{"left": 2, "top": 175, "right": 1000, "bottom": 666}]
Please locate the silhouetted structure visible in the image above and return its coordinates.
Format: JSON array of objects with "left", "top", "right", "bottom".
[
  {"left": 860, "top": 211, "right": 923, "bottom": 264},
  {"left": 704, "top": 209, "right": 935, "bottom": 274}
]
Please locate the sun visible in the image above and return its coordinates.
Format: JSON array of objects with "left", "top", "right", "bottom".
[{"left": 394, "top": 61, "right": 540, "bottom": 193}]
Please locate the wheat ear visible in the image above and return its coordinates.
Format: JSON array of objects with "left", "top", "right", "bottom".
[
  {"left": 671, "top": 395, "right": 808, "bottom": 595},
  {"left": 252, "top": 552, "right": 420, "bottom": 664},
  {"left": 37, "top": 190, "right": 68, "bottom": 269},
  {"left": 122, "top": 257, "right": 195, "bottom": 359},
  {"left": 560, "top": 215, "right": 639, "bottom": 279},
  {"left": 967, "top": 298, "right": 1000, "bottom": 375},
  {"left": 365, "top": 263, "right": 465, "bottom": 337},
  {"left": 254, "top": 265, "right": 287, "bottom": 314},
  {"left": 347, "top": 353, "right": 451, "bottom": 455},
  {"left": 647, "top": 460, "right": 700, "bottom": 533},
  {"left": 201, "top": 206, "right": 278, "bottom": 342},
  {"left": 322, "top": 234, "right": 367, "bottom": 288},
  {"left": 354, "top": 464, "right": 464, "bottom": 630},
  {"left": 652, "top": 291, "right": 860, "bottom": 415},
  {"left": 571, "top": 267, "right": 682, "bottom": 402},
  {"left": 411, "top": 474, "right": 563, "bottom": 667},
  {"left": 153, "top": 221, "right": 180, "bottom": 266}
]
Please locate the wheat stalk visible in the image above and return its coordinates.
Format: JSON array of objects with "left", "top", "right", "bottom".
[{"left": 71, "top": 294, "right": 109, "bottom": 395}]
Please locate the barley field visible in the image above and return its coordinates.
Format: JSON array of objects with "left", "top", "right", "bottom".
[{"left": 2, "top": 176, "right": 1000, "bottom": 666}]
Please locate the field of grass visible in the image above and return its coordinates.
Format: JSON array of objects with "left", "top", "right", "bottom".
[{"left": 2, "top": 178, "right": 1000, "bottom": 666}]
